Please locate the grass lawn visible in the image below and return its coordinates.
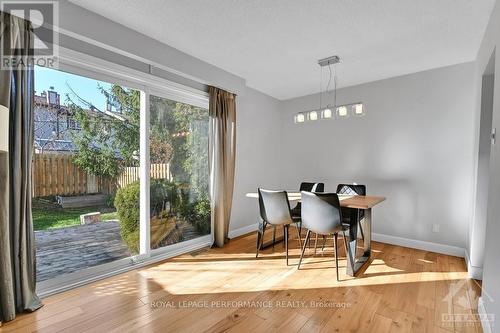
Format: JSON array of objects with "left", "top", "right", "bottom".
[{"left": 33, "top": 199, "right": 119, "bottom": 231}]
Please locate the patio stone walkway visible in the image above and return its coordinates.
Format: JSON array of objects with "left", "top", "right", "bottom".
[{"left": 35, "top": 221, "right": 131, "bottom": 282}]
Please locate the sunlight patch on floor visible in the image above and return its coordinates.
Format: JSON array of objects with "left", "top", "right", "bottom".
[{"left": 136, "top": 254, "right": 469, "bottom": 296}]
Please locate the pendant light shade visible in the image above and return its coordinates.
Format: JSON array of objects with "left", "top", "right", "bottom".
[
  {"left": 308, "top": 110, "right": 318, "bottom": 121},
  {"left": 337, "top": 106, "right": 348, "bottom": 117},
  {"left": 294, "top": 112, "right": 305, "bottom": 123},
  {"left": 353, "top": 103, "right": 364, "bottom": 116},
  {"left": 322, "top": 108, "right": 332, "bottom": 119}
]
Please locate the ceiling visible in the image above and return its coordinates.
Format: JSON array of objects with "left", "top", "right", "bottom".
[{"left": 69, "top": 0, "right": 495, "bottom": 100}]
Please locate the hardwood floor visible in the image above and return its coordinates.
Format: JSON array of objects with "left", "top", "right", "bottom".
[{"left": 0, "top": 231, "right": 482, "bottom": 332}]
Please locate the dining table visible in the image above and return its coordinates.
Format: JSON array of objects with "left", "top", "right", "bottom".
[{"left": 245, "top": 191, "right": 386, "bottom": 276}]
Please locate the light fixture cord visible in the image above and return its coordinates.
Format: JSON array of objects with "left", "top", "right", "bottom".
[
  {"left": 333, "top": 64, "right": 337, "bottom": 108},
  {"left": 319, "top": 66, "right": 323, "bottom": 110},
  {"left": 326, "top": 64, "right": 333, "bottom": 109}
]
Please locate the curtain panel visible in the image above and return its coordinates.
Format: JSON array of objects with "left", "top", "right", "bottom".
[
  {"left": 208, "top": 86, "right": 236, "bottom": 247},
  {"left": 0, "top": 11, "right": 43, "bottom": 324}
]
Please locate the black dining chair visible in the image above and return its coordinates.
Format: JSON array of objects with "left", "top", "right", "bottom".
[
  {"left": 291, "top": 182, "right": 324, "bottom": 248},
  {"left": 256, "top": 188, "right": 302, "bottom": 265},
  {"left": 290, "top": 182, "right": 325, "bottom": 219},
  {"left": 337, "top": 184, "right": 366, "bottom": 240},
  {"left": 298, "top": 191, "right": 350, "bottom": 281}
]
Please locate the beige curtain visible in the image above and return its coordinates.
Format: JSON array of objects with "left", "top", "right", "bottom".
[
  {"left": 209, "top": 86, "right": 236, "bottom": 247},
  {"left": 0, "top": 12, "right": 43, "bottom": 323}
]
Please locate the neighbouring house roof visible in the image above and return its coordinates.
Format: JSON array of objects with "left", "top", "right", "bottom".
[
  {"left": 34, "top": 90, "right": 133, "bottom": 155},
  {"left": 34, "top": 139, "right": 76, "bottom": 152}
]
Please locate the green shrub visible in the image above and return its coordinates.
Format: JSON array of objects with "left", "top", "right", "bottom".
[
  {"left": 193, "top": 197, "right": 211, "bottom": 234},
  {"left": 177, "top": 190, "right": 211, "bottom": 235},
  {"left": 106, "top": 194, "right": 116, "bottom": 208},
  {"left": 150, "top": 179, "right": 179, "bottom": 215},
  {"left": 115, "top": 179, "right": 180, "bottom": 253},
  {"left": 114, "top": 181, "right": 140, "bottom": 253},
  {"left": 177, "top": 189, "right": 193, "bottom": 220}
]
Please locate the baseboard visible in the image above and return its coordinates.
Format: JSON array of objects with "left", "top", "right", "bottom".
[
  {"left": 372, "top": 233, "right": 465, "bottom": 257},
  {"left": 478, "top": 297, "right": 493, "bottom": 333},
  {"left": 228, "top": 223, "right": 258, "bottom": 239},
  {"left": 228, "top": 224, "right": 465, "bottom": 258},
  {"left": 464, "top": 250, "right": 483, "bottom": 280}
]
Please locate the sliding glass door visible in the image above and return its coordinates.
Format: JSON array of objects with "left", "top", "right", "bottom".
[
  {"left": 34, "top": 49, "right": 212, "bottom": 294},
  {"left": 149, "top": 94, "right": 211, "bottom": 250},
  {"left": 34, "top": 65, "right": 141, "bottom": 282}
]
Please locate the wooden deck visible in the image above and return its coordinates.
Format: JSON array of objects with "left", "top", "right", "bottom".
[
  {"left": 35, "top": 221, "right": 130, "bottom": 282},
  {"left": 4, "top": 230, "right": 482, "bottom": 332}
]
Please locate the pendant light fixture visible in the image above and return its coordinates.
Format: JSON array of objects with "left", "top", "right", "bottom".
[
  {"left": 319, "top": 55, "right": 339, "bottom": 119},
  {"left": 294, "top": 55, "right": 364, "bottom": 124}
]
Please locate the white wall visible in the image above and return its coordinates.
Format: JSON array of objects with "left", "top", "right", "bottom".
[
  {"left": 473, "top": 0, "right": 500, "bottom": 330},
  {"left": 469, "top": 72, "right": 494, "bottom": 279},
  {"left": 280, "top": 63, "right": 477, "bottom": 249},
  {"left": 231, "top": 88, "right": 284, "bottom": 233}
]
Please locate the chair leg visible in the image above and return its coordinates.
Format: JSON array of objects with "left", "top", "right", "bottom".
[
  {"left": 272, "top": 226, "right": 276, "bottom": 251},
  {"left": 294, "top": 223, "right": 302, "bottom": 249},
  {"left": 314, "top": 233, "right": 319, "bottom": 255},
  {"left": 284, "top": 225, "right": 289, "bottom": 266},
  {"left": 334, "top": 233, "right": 339, "bottom": 281},
  {"left": 255, "top": 222, "right": 261, "bottom": 257},
  {"left": 256, "top": 221, "right": 267, "bottom": 258},
  {"left": 321, "top": 235, "right": 327, "bottom": 251},
  {"left": 298, "top": 230, "right": 311, "bottom": 269},
  {"left": 342, "top": 230, "right": 349, "bottom": 258}
]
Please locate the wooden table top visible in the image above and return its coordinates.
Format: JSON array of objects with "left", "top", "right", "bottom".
[{"left": 245, "top": 192, "right": 386, "bottom": 209}]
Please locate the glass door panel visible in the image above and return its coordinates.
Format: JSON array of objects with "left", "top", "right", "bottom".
[
  {"left": 33, "top": 66, "right": 140, "bottom": 282},
  {"left": 149, "top": 94, "right": 210, "bottom": 250}
]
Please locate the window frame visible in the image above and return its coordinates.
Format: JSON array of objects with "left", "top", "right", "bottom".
[{"left": 36, "top": 47, "right": 212, "bottom": 297}]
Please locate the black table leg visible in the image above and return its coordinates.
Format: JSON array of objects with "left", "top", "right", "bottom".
[{"left": 346, "top": 208, "right": 372, "bottom": 276}]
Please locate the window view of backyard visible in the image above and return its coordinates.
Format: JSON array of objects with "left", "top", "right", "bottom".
[
  {"left": 33, "top": 66, "right": 210, "bottom": 282},
  {"left": 149, "top": 95, "right": 211, "bottom": 250}
]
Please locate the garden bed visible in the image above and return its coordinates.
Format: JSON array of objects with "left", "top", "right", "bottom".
[{"left": 56, "top": 193, "right": 108, "bottom": 208}]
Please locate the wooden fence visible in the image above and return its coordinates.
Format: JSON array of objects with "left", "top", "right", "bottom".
[
  {"left": 32, "top": 153, "right": 171, "bottom": 198},
  {"left": 32, "top": 153, "right": 114, "bottom": 197},
  {"left": 117, "top": 163, "right": 171, "bottom": 188}
]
